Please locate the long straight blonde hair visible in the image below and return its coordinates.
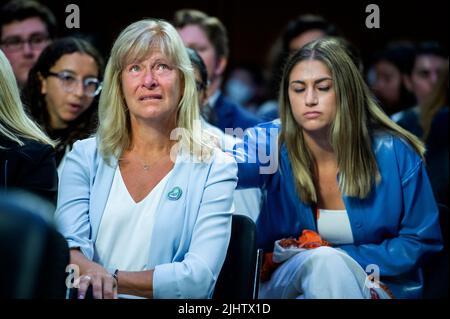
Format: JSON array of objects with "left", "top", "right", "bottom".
[
  {"left": 97, "top": 19, "right": 212, "bottom": 162},
  {"left": 279, "top": 38, "right": 425, "bottom": 204},
  {"left": 0, "top": 50, "right": 54, "bottom": 147}
]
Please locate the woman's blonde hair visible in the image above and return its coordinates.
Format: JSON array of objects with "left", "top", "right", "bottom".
[
  {"left": 279, "top": 38, "right": 425, "bottom": 204},
  {"left": 97, "top": 19, "right": 212, "bottom": 162},
  {"left": 0, "top": 50, "right": 54, "bottom": 147}
]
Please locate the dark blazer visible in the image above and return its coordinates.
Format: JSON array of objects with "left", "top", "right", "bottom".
[
  {"left": 214, "top": 93, "right": 264, "bottom": 132},
  {"left": 425, "top": 108, "right": 449, "bottom": 207},
  {"left": 0, "top": 136, "right": 58, "bottom": 205}
]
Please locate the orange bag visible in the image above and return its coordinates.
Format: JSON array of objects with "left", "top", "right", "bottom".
[{"left": 261, "top": 230, "right": 331, "bottom": 282}]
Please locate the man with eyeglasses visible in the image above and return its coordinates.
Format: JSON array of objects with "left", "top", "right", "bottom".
[{"left": 0, "top": 0, "right": 57, "bottom": 89}]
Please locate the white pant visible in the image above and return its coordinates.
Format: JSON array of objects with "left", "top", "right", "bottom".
[{"left": 259, "top": 246, "right": 376, "bottom": 299}]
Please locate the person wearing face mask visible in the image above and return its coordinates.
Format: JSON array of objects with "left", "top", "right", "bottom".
[
  {"left": 225, "top": 76, "right": 253, "bottom": 107},
  {"left": 0, "top": 0, "right": 57, "bottom": 90},
  {"left": 225, "top": 65, "right": 265, "bottom": 114},
  {"left": 22, "top": 37, "right": 104, "bottom": 174}
]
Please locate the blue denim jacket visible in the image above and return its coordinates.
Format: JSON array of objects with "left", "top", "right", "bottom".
[{"left": 234, "top": 120, "right": 443, "bottom": 299}]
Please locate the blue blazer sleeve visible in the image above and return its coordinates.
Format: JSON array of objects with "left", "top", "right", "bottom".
[
  {"left": 232, "top": 121, "right": 280, "bottom": 189},
  {"left": 54, "top": 139, "right": 95, "bottom": 260},
  {"left": 339, "top": 137, "right": 443, "bottom": 277},
  {"left": 152, "top": 150, "right": 238, "bottom": 298}
]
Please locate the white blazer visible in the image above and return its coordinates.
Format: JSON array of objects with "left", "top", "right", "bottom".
[{"left": 55, "top": 137, "right": 238, "bottom": 298}]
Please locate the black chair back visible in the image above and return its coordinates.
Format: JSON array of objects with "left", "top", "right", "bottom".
[
  {"left": 0, "top": 190, "right": 69, "bottom": 298},
  {"left": 423, "top": 204, "right": 449, "bottom": 299},
  {"left": 213, "top": 214, "right": 262, "bottom": 299}
]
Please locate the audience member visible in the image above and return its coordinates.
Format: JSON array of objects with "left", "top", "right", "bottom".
[
  {"left": 392, "top": 42, "right": 448, "bottom": 136},
  {"left": 173, "top": 9, "right": 263, "bottom": 133},
  {"left": 420, "top": 63, "right": 449, "bottom": 206},
  {"left": 233, "top": 38, "right": 442, "bottom": 299},
  {"left": 367, "top": 42, "right": 416, "bottom": 116},
  {"left": 187, "top": 47, "right": 262, "bottom": 221},
  {"left": 22, "top": 37, "right": 104, "bottom": 173},
  {"left": 259, "top": 14, "right": 338, "bottom": 120},
  {"left": 224, "top": 64, "right": 266, "bottom": 113},
  {"left": 0, "top": 49, "right": 57, "bottom": 205},
  {"left": 0, "top": 0, "right": 57, "bottom": 89},
  {"left": 55, "top": 19, "right": 237, "bottom": 299}
]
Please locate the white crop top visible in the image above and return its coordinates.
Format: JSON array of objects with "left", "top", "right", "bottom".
[{"left": 317, "top": 209, "right": 354, "bottom": 245}]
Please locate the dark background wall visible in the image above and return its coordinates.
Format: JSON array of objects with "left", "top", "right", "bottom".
[{"left": 35, "top": 0, "right": 448, "bottom": 72}]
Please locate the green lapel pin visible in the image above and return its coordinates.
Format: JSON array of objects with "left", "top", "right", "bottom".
[{"left": 168, "top": 186, "right": 182, "bottom": 200}]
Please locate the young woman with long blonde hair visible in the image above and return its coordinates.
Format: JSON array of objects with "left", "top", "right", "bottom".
[{"left": 234, "top": 38, "right": 442, "bottom": 299}]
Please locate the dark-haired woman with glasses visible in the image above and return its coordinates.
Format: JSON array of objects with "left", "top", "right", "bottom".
[{"left": 22, "top": 37, "right": 104, "bottom": 173}]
